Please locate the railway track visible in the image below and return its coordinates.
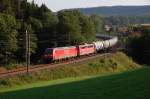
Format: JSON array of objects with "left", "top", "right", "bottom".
[{"left": 0, "top": 53, "right": 111, "bottom": 78}]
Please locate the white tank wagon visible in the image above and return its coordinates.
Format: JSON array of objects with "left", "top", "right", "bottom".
[
  {"left": 93, "top": 41, "right": 104, "bottom": 51},
  {"left": 94, "top": 34, "right": 118, "bottom": 51},
  {"left": 103, "top": 40, "right": 110, "bottom": 49},
  {"left": 108, "top": 37, "right": 118, "bottom": 47}
]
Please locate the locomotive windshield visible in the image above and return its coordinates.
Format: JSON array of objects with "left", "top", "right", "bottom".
[{"left": 45, "top": 49, "right": 53, "bottom": 54}]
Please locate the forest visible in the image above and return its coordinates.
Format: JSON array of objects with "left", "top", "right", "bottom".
[
  {"left": 127, "top": 27, "right": 150, "bottom": 65},
  {"left": 0, "top": 0, "right": 150, "bottom": 66},
  {"left": 0, "top": 0, "right": 98, "bottom": 65},
  {"left": 79, "top": 5, "right": 150, "bottom": 16}
]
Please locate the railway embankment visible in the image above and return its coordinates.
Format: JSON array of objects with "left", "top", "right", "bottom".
[{"left": 0, "top": 52, "right": 140, "bottom": 89}]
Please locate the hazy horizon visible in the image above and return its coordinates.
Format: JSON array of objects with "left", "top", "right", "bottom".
[{"left": 28, "top": 0, "right": 150, "bottom": 12}]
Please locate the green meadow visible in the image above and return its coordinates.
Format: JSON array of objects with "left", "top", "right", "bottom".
[
  {"left": 0, "top": 52, "right": 147, "bottom": 99},
  {"left": 0, "top": 67, "right": 150, "bottom": 99}
]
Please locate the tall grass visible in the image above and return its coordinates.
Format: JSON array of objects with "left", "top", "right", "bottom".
[{"left": 0, "top": 52, "right": 140, "bottom": 89}]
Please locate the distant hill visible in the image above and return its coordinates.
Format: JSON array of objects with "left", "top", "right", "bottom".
[{"left": 77, "top": 6, "right": 150, "bottom": 16}]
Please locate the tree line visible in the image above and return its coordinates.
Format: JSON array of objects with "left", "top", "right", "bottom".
[
  {"left": 0, "top": 0, "right": 98, "bottom": 65},
  {"left": 127, "top": 27, "right": 150, "bottom": 65},
  {"left": 105, "top": 16, "right": 150, "bottom": 26}
]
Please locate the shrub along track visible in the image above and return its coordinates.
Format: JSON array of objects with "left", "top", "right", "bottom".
[{"left": 0, "top": 53, "right": 111, "bottom": 78}]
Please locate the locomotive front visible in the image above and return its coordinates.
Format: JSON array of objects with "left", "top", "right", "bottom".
[{"left": 43, "top": 48, "right": 54, "bottom": 62}]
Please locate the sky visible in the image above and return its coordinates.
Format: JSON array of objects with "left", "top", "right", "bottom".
[{"left": 28, "top": 0, "right": 150, "bottom": 12}]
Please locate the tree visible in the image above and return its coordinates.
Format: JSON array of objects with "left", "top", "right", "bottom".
[
  {"left": 36, "top": 5, "right": 58, "bottom": 50},
  {"left": 0, "top": 0, "right": 59, "bottom": 64},
  {"left": 0, "top": 14, "right": 18, "bottom": 64},
  {"left": 90, "top": 14, "right": 105, "bottom": 33},
  {"left": 28, "top": 17, "right": 43, "bottom": 31},
  {"left": 57, "top": 10, "right": 96, "bottom": 46},
  {"left": 80, "top": 15, "right": 96, "bottom": 42},
  {"left": 16, "top": 22, "right": 37, "bottom": 61},
  {"left": 57, "top": 10, "right": 83, "bottom": 46},
  {"left": 127, "top": 28, "right": 150, "bottom": 65}
]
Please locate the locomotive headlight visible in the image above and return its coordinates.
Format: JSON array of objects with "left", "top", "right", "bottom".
[{"left": 44, "top": 54, "right": 48, "bottom": 58}]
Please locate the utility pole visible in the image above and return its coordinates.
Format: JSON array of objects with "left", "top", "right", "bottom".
[
  {"left": 26, "top": 30, "right": 30, "bottom": 74},
  {"left": 5, "top": 48, "right": 7, "bottom": 66},
  {"left": 28, "top": 30, "right": 30, "bottom": 73}
]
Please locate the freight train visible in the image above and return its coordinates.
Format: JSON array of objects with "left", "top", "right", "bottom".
[{"left": 43, "top": 35, "right": 118, "bottom": 62}]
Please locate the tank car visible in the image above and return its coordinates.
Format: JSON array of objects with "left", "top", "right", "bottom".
[
  {"left": 108, "top": 37, "right": 118, "bottom": 47},
  {"left": 103, "top": 40, "right": 110, "bottom": 49},
  {"left": 93, "top": 41, "right": 104, "bottom": 51}
]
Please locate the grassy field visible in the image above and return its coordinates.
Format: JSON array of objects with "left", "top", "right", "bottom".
[
  {"left": 0, "top": 67, "right": 150, "bottom": 99},
  {"left": 0, "top": 52, "right": 140, "bottom": 89}
]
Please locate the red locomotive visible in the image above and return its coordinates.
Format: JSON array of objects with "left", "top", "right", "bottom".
[
  {"left": 77, "top": 44, "right": 95, "bottom": 56},
  {"left": 44, "top": 46, "right": 77, "bottom": 62},
  {"left": 43, "top": 44, "right": 96, "bottom": 62}
]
